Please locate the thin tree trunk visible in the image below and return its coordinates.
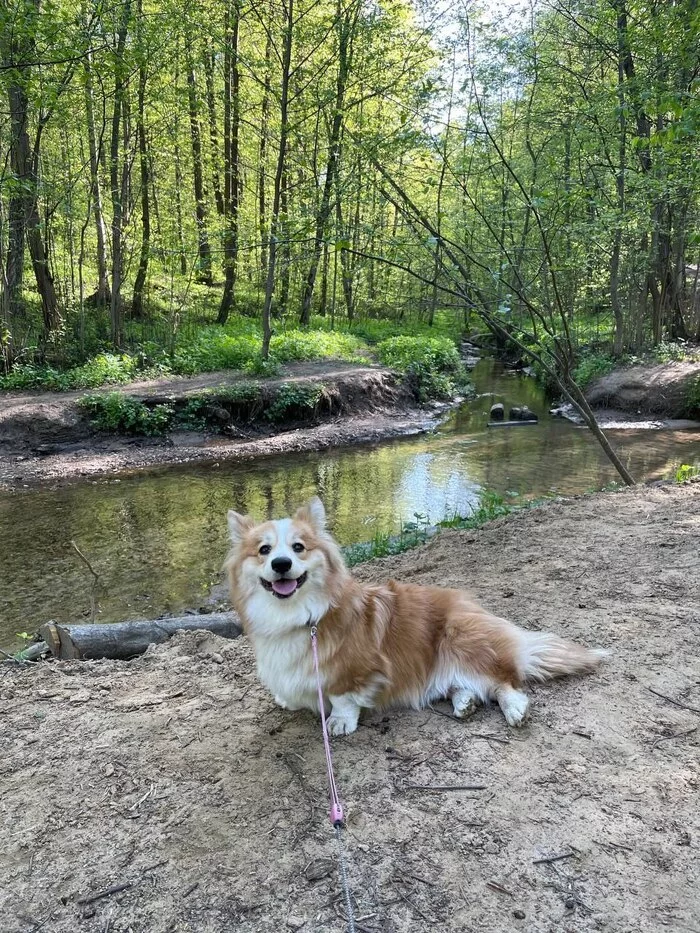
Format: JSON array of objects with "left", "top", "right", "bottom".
[
  {"left": 84, "top": 49, "right": 110, "bottom": 305},
  {"left": 218, "top": 0, "right": 241, "bottom": 324},
  {"left": 262, "top": 0, "right": 293, "bottom": 359},
  {"left": 132, "top": 0, "right": 150, "bottom": 319},
  {"left": 258, "top": 31, "right": 272, "bottom": 283},
  {"left": 173, "top": 51, "right": 187, "bottom": 277},
  {"left": 299, "top": 0, "right": 354, "bottom": 324},
  {"left": 203, "top": 44, "right": 225, "bottom": 217},
  {"left": 186, "top": 48, "right": 213, "bottom": 285},
  {"left": 109, "top": 0, "right": 132, "bottom": 347}
]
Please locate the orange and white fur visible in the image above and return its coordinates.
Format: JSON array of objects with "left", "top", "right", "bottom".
[{"left": 225, "top": 497, "right": 603, "bottom": 735}]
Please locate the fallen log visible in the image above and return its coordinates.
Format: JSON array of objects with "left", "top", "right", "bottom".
[{"left": 39, "top": 613, "right": 242, "bottom": 661}]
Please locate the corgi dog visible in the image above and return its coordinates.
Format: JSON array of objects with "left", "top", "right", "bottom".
[{"left": 225, "top": 497, "right": 604, "bottom": 736}]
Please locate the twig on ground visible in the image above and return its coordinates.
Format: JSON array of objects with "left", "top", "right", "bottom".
[
  {"left": 404, "top": 783, "right": 487, "bottom": 792},
  {"left": 486, "top": 881, "right": 513, "bottom": 897},
  {"left": 651, "top": 727, "right": 698, "bottom": 747},
  {"left": 646, "top": 686, "right": 700, "bottom": 716},
  {"left": 183, "top": 881, "right": 199, "bottom": 897},
  {"left": 76, "top": 882, "right": 133, "bottom": 906},
  {"left": 533, "top": 851, "right": 576, "bottom": 865}
]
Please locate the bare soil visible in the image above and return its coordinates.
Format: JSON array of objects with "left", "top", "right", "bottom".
[
  {"left": 2, "top": 482, "right": 699, "bottom": 933},
  {"left": 586, "top": 360, "right": 700, "bottom": 417},
  {"left": 0, "top": 362, "right": 444, "bottom": 490}
]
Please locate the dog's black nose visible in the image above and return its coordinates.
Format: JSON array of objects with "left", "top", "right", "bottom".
[{"left": 271, "top": 556, "right": 293, "bottom": 574}]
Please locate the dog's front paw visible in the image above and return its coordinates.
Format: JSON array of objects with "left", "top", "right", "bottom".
[
  {"left": 327, "top": 713, "right": 358, "bottom": 736},
  {"left": 274, "top": 694, "right": 302, "bottom": 711}
]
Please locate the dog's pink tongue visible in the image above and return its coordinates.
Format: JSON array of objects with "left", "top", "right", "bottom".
[{"left": 272, "top": 578, "right": 298, "bottom": 596}]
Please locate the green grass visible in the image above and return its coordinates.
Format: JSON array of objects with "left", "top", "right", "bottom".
[{"left": 342, "top": 492, "right": 520, "bottom": 567}]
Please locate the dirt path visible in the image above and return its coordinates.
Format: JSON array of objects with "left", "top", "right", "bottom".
[
  {"left": 0, "top": 361, "right": 443, "bottom": 489},
  {"left": 2, "top": 483, "right": 699, "bottom": 932}
]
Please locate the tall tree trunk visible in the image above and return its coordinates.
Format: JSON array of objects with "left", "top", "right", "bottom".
[
  {"left": 109, "top": 0, "right": 132, "bottom": 348},
  {"left": 299, "top": 0, "right": 354, "bottom": 325},
  {"left": 132, "top": 0, "right": 150, "bottom": 319},
  {"left": 84, "top": 50, "right": 110, "bottom": 306},
  {"left": 218, "top": 0, "right": 241, "bottom": 324},
  {"left": 186, "top": 48, "right": 213, "bottom": 285},
  {"left": 262, "top": 0, "right": 293, "bottom": 359},
  {"left": 173, "top": 51, "right": 187, "bottom": 277},
  {"left": 258, "top": 31, "right": 272, "bottom": 283},
  {"left": 203, "top": 44, "right": 225, "bottom": 217},
  {"left": 611, "top": 6, "right": 628, "bottom": 356}
]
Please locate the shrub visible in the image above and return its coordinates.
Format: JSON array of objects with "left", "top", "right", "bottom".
[
  {"left": 265, "top": 383, "right": 325, "bottom": 422},
  {"left": 376, "top": 335, "right": 466, "bottom": 400},
  {"left": 572, "top": 351, "right": 616, "bottom": 388},
  {"left": 79, "top": 393, "right": 173, "bottom": 435}
]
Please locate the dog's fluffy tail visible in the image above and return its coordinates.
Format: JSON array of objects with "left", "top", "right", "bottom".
[{"left": 517, "top": 629, "right": 606, "bottom": 683}]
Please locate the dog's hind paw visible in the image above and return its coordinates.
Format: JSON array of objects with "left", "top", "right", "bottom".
[{"left": 496, "top": 687, "right": 530, "bottom": 727}]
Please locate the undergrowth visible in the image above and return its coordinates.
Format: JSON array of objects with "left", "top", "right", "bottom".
[
  {"left": 376, "top": 335, "right": 469, "bottom": 401},
  {"left": 78, "top": 380, "right": 330, "bottom": 434}
]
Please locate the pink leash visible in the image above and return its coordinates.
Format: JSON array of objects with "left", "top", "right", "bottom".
[
  {"left": 309, "top": 624, "right": 356, "bottom": 932},
  {"left": 309, "top": 624, "right": 344, "bottom": 826}
]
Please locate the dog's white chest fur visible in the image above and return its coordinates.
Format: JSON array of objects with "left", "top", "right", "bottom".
[{"left": 251, "top": 629, "right": 320, "bottom": 712}]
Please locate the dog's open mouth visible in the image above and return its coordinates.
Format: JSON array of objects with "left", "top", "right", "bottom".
[{"left": 260, "top": 572, "right": 308, "bottom": 599}]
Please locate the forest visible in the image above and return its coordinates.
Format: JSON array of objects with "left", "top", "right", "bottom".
[{"left": 0, "top": 0, "right": 699, "bottom": 393}]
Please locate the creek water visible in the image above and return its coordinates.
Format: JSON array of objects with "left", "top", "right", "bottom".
[{"left": 2, "top": 358, "right": 699, "bottom": 647}]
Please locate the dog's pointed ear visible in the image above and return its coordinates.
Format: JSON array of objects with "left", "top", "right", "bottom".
[
  {"left": 295, "top": 496, "right": 326, "bottom": 531},
  {"left": 227, "top": 509, "right": 254, "bottom": 544}
]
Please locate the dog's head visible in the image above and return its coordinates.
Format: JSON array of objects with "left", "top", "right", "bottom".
[{"left": 225, "top": 497, "right": 348, "bottom": 634}]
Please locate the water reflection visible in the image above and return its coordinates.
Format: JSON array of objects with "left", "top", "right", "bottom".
[{"left": 1, "top": 359, "right": 699, "bottom": 645}]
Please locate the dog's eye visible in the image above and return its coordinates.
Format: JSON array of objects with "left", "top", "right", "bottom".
[
  {"left": 259, "top": 544, "right": 271, "bottom": 555},
  {"left": 292, "top": 542, "right": 305, "bottom": 553}
]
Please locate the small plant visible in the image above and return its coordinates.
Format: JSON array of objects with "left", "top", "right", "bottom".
[
  {"left": 675, "top": 463, "right": 700, "bottom": 483},
  {"left": 572, "top": 350, "right": 616, "bottom": 388},
  {"left": 79, "top": 393, "right": 173, "bottom": 435},
  {"left": 265, "top": 382, "right": 325, "bottom": 422},
  {"left": 242, "top": 356, "right": 281, "bottom": 377}
]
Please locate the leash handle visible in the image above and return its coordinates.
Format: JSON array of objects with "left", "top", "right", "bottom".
[{"left": 310, "top": 625, "right": 344, "bottom": 827}]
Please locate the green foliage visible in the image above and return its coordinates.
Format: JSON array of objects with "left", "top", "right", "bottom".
[
  {"left": 264, "top": 383, "right": 325, "bottom": 422},
  {"left": 343, "top": 492, "right": 520, "bottom": 567},
  {"left": 685, "top": 376, "right": 700, "bottom": 417},
  {"left": 437, "top": 491, "right": 513, "bottom": 529},
  {"left": 343, "top": 513, "right": 433, "bottom": 566},
  {"left": 79, "top": 393, "right": 174, "bottom": 435},
  {"left": 675, "top": 463, "right": 700, "bottom": 483},
  {"left": 269, "top": 330, "right": 368, "bottom": 364},
  {"left": 376, "top": 335, "right": 467, "bottom": 400},
  {"left": 572, "top": 351, "right": 616, "bottom": 389},
  {"left": 0, "top": 354, "right": 141, "bottom": 391}
]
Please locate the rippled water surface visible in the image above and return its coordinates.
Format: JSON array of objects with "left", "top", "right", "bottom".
[{"left": 2, "top": 359, "right": 699, "bottom": 646}]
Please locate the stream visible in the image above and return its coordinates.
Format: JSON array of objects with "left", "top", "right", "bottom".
[{"left": 2, "top": 357, "right": 699, "bottom": 647}]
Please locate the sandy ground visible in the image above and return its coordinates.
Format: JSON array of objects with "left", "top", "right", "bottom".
[
  {"left": 586, "top": 360, "right": 700, "bottom": 417},
  {"left": 0, "top": 362, "right": 447, "bottom": 490},
  {"left": 2, "top": 482, "right": 700, "bottom": 933}
]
